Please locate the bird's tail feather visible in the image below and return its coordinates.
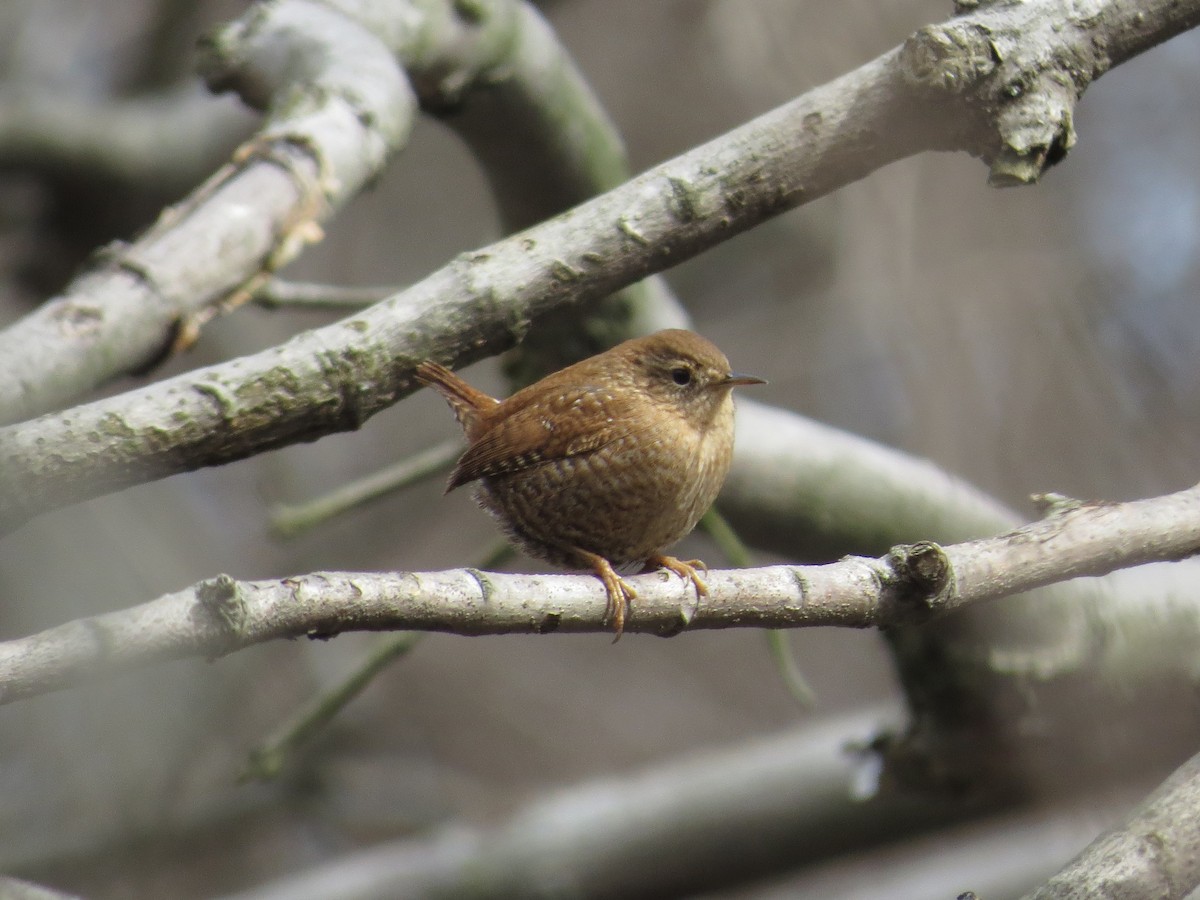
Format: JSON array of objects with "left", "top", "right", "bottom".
[{"left": 415, "top": 361, "right": 498, "bottom": 436}]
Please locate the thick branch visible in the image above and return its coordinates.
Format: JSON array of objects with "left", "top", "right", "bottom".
[
  {"left": 902, "top": 0, "right": 1200, "bottom": 183},
  {"left": 411, "top": 0, "right": 693, "bottom": 367},
  {"left": 0, "top": 1, "right": 415, "bottom": 425},
  {"left": 1024, "top": 748, "right": 1200, "bottom": 899},
  {"left": 1, "top": 483, "right": 1197, "bottom": 705},
  {"left": 0, "top": 43, "right": 915, "bottom": 527}
]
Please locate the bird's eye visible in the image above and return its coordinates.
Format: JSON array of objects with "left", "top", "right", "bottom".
[{"left": 670, "top": 366, "right": 692, "bottom": 386}]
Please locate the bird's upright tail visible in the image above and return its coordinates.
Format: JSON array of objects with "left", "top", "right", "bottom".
[{"left": 415, "top": 361, "right": 499, "bottom": 437}]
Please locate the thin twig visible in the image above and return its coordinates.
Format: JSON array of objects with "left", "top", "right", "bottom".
[
  {"left": 269, "top": 440, "right": 461, "bottom": 538},
  {"left": 704, "top": 507, "right": 817, "bottom": 706},
  {"left": 252, "top": 278, "right": 397, "bottom": 311},
  {"left": 240, "top": 632, "right": 422, "bottom": 783},
  {"left": 239, "top": 541, "right": 514, "bottom": 781}
]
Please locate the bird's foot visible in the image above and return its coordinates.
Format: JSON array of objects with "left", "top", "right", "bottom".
[
  {"left": 645, "top": 555, "right": 709, "bottom": 597},
  {"left": 574, "top": 549, "right": 637, "bottom": 640}
]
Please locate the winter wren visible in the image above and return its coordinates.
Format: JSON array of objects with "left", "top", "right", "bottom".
[{"left": 416, "top": 329, "right": 765, "bottom": 636}]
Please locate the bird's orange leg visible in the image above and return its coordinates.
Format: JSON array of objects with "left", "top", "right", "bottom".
[{"left": 572, "top": 548, "right": 637, "bottom": 640}]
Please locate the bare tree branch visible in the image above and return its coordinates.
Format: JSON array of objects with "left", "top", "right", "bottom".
[
  {"left": 1022, "top": 748, "right": 1200, "bottom": 899},
  {"left": 214, "top": 707, "right": 976, "bottom": 900},
  {"left": 0, "top": 876, "right": 79, "bottom": 900},
  {"left": 0, "top": 0, "right": 680, "bottom": 426},
  {"left": 3, "top": 0, "right": 1196, "bottom": 530},
  {"left": 0, "top": 1, "right": 416, "bottom": 425},
  {"left": 1, "top": 482, "right": 1196, "bottom": 706},
  {"left": 0, "top": 86, "right": 254, "bottom": 189}
]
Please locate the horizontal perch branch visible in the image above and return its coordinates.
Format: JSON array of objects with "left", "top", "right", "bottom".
[{"left": 2, "top": 482, "right": 1197, "bottom": 705}]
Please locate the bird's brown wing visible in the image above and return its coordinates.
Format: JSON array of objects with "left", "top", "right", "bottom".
[{"left": 447, "top": 384, "right": 636, "bottom": 489}]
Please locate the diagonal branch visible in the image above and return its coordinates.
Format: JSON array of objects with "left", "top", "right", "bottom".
[
  {"left": 1, "top": 482, "right": 1197, "bottom": 706},
  {"left": 1023, "top": 747, "right": 1200, "bottom": 899},
  {"left": 0, "top": 1, "right": 416, "bottom": 425}
]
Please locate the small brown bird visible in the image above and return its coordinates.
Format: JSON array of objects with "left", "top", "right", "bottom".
[{"left": 416, "top": 329, "right": 765, "bottom": 636}]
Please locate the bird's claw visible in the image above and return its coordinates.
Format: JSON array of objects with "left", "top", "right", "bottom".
[{"left": 645, "top": 555, "right": 710, "bottom": 596}]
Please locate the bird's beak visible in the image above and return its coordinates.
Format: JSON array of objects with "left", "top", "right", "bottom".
[{"left": 723, "top": 372, "right": 768, "bottom": 386}]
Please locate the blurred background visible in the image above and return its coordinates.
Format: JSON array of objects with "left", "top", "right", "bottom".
[{"left": 1, "top": 0, "right": 1199, "bottom": 896}]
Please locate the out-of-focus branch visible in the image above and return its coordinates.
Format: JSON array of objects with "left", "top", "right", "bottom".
[
  {"left": 220, "top": 754, "right": 1167, "bottom": 900},
  {"left": 0, "top": 87, "right": 255, "bottom": 190},
  {"left": 268, "top": 439, "right": 460, "bottom": 538},
  {"left": 0, "top": 1, "right": 416, "bottom": 425},
  {"left": 240, "top": 632, "right": 423, "bottom": 783},
  {"left": 725, "top": 400, "right": 1022, "bottom": 560},
  {"left": 1023, "top": 748, "right": 1200, "bottom": 899},
  {"left": 0, "top": 876, "right": 79, "bottom": 900},
  {"left": 1, "top": 482, "right": 1197, "bottom": 705},
  {"left": 214, "top": 707, "right": 984, "bottom": 900},
  {"left": 5, "top": 0, "right": 1197, "bottom": 529}
]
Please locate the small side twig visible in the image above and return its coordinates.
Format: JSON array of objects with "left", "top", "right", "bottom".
[
  {"left": 241, "top": 632, "right": 422, "bottom": 783},
  {"left": 269, "top": 440, "right": 461, "bottom": 538},
  {"left": 240, "top": 541, "right": 513, "bottom": 781},
  {"left": 252, "top": 277, "right": 398, "bottom": 311},
  {"left": 704, "top": 507, "right": 816, "bottom": 707}
]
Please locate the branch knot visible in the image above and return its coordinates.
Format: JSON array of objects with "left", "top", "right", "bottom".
[
  {"left": 900, "top": 23, "right": 998, "bottom": 94},
  {"left": 196, "top": 573, "right": 249, "bottom": 637},
  {"left": 885, "top": 541, "right": 954, "bottom": 622}
]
